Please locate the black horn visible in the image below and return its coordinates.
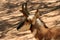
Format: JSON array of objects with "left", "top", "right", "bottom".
[
  {"left": 20, "top": 2, "right": 30, "bottom": 17},
  {"left": 17, "top": 2, "right": 30, "bottom": 30}
]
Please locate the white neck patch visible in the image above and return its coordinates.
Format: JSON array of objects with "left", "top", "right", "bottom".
[
  {"left": 36, "top": 19, "right": 43, "bottom": 26},
  {"left": 27, "top": 15, "right": 35, "bottom": 20}
]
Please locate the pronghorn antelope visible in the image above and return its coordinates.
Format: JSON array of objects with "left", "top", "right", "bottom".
[{"left": 17, "top": 3, "right": 60, "bottom": 40}]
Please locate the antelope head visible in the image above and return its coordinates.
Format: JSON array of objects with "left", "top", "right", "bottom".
[
  {"left": 17, "top": 2, "right": 48, "bottom": 32},
  {"left": 16, "top": 2, "right": 39, "bottom": 30}
]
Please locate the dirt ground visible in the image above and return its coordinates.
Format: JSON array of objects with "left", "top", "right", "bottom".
[{"left": 0, "top": 0, "right": 60, "bottom": 40}]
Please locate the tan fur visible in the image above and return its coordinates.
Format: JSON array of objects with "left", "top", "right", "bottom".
[
  {"left": 25, "top": 9, "right": 60, "bottom": 40},
  {"left": 45, "top": 27, "right": 60, "bottom": 40},
  {"left": 28, "top": 9, "right": 60, "bottom": 40},
  {"left": 30, "top": 21, "right": 60, "bottom": 40}
]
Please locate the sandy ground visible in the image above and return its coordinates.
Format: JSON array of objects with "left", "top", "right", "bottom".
[{"left": 0, "top": 0, "right": 60, "bottom": 40}]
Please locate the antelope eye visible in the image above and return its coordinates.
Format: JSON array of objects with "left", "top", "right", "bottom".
[{"left": 48, "top": 3, "right": 52, "bottom": 4}]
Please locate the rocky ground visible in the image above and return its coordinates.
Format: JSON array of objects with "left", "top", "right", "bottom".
[{"left": 0, "top": 0, "right": 60, "bottom": 40}]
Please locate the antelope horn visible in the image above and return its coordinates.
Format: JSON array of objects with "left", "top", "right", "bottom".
[
  {"left": 20, "top": 3, "right": 30, "bottom": 17},
  {"left": 17, "top": 3, "right": 30, "bottom": 30}
]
